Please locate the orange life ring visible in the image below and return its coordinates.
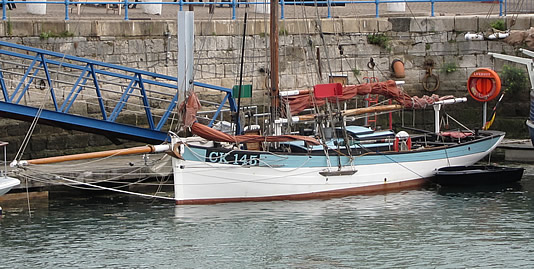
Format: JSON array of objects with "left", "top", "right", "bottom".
[
  {"left": 467, "top": 68, "right": 501, "bottom": 102},
  {"left": 394, "top": 136, "right": 412, "bottom": 152}
]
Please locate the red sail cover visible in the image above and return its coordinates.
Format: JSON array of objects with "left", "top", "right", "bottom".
[
  {"left": 184, "top": 92, "right": 320, "bottom": 146},
  {"left": 283, "top": 80, "right": 455, "bottom": 115},
  {"left": 191, "top": 122, "right": 320, "bottom": 145}
]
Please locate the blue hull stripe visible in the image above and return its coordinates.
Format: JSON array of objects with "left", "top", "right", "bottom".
[{"left": 182, "top": 134, "right": 503, "bottom": 168}]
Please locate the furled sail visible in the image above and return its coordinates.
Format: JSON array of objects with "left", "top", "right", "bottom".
[
  {"left": 183, "top": 92, "right": 320, "bottom": 146},
  {"left": 283, "top": 80, "right": 456, "bottom": 115}
]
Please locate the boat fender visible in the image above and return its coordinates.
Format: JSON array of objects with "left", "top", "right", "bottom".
[
  {"left": 394, "top": 131, "right": 412, "bottom": 152},
  {"left": 465, "top": 32, "right": 484, "bottom": 40},
  {"left": 391, "top": 59, "right": 405, "bottom": 78}
]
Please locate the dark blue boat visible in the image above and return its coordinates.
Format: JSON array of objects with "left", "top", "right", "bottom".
[{"left": 432, "top": 165, "right": 524, "bottom": 186}]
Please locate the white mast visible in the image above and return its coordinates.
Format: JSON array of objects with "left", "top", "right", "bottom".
[{"left": 177, "top": 11, "right": 195, "bottom": 106}]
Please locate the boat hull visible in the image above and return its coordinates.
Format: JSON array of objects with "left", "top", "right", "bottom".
[
  {"left": 0, "top": 176, "right": 20, "bottom": 196},
  {"left": 173, "top": 133, "right": 504, "bottom": 204},
  {"left": 432, "top": 165, "right": 524, "bottom": 186}
]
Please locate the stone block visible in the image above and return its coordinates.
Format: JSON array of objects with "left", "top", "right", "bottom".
[
  {"left": 112, "top": 40, "right": 128, "bottom": 55},
  {"left": 214, "top": 20, "right": 239, "bottom": 36},
  {"left": 220, "top": 77, "right": 235, "bottom": 88},
  {"left": 200, "top": 21, "right": 216, "bottom": 36},
  {"left": 103, "top": 54, "right": 122, "bottom": 64},
  {"left": 476, "top": 54, "right": 493, "bottom": 68},
  {"left": 508, "top": 15, "right": 531, "bottom": 30},
  {"left": 146, "top": 39, "right": 165, "bottom": 53},
  {"left": 431, "top": 41, "right": 458, "bottom": 56},
  {"left": 410, "top": 18, "right": 427, "bottom": 33},
  {"left": 378, "top": 19, "right": 392, "bottom": 32},
  {"left": 193, "top": 21, "right": 201, "bottom": 37},
  {"left": 454, "top": 16, "right": 478, "bottom": 32},
  {"left": 195, "top": 36, "right": 214, "bottom": 51},
  {"left": 279, "top": 74, "right": 297, "bottom": 90},
  {"left": 214, "top": 36, "right": 233, "bottom": 51},
  {"left": 342, "top": 18, "right": 360, "bottom": 33},
  {"left": 456, "top": 55, "right": 476, "bottom": 68},
  {"left": 458, "top": 40, "right": 488, "bottom": 54},
  {"left": 407, "top": 42, "right": 426, "bottom": 56},
  {"left": 165, "top": 21, "right": 177, "bottom": 37},
  {"left": 247, "top": 20, "right": 267, "bottom": 35},
  {"left": 10, "top": 21, "right": 33, "bottom": 37},
  {"left": 401, "top": 69, "right": 421, "bottom": 84},
  {"left": 128, "top": 39, "right": 146, "bottom": 54},
  {"left": 319, "top": 19, "right": 342, "bottom": 34},
  {"left": 65, "top": 22, "right": 92, "bottom": 37},
  {"left": 427, "top": 17, "right": 454, "bottom": 32},
  {"left": 224, "top": 63, "right": 237, "bottom": 77},
  {"left": 281, "top": 19, "right": 312, "bottom": 35},
  {"left": 0, "top": 21, "right": 5, "bottom": 36},
  {"left": 354, "top": 42, "right": 381, "bottom": 56},
  {"left": 389, "top": 18, "right": 411, "bottom": 32},
  {"left": 279, "top": 35, "right": 294, "bottom": 46},
  {"left": 360, "top": 19, "right": 379, "bottom": 33}
]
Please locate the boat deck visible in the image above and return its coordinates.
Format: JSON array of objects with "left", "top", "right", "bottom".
[{"left": 4, "top": 153, "right": 173, "bottom": 194}]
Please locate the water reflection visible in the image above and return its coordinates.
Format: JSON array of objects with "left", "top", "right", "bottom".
[{"left": 0, "top": 168, "right": 533, "bottom": 267}]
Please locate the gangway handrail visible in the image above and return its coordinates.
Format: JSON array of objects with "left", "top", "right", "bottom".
[{"left": 0, "top": 40, "right": 238, "bottom": 143}]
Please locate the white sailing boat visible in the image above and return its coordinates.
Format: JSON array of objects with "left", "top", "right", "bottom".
[{"left": 167, "top": 8, "right": 505, "bottom": 205}]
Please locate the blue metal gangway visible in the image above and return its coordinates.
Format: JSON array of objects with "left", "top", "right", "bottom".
[{"left": 0, "top": 41, "right": 237, "bottom": 144}]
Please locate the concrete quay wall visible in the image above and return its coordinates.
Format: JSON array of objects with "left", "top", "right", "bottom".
[{"left": 0, "top": 15, "right": 533, "bottom": 158}]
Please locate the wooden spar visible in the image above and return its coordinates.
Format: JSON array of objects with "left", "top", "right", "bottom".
[
  {"left": 342, "top": 104, "right": 402, "bottom": 117},
  {"left": 291, "top": 104, "right": 402, "bottom": 122},
  {"left": 270, "top": 0, "right": 280, "bottom": 119},
  {"left": 17, "top": 145, "right": 170, "bottom": 166}
]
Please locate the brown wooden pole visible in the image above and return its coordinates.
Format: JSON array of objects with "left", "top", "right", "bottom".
[
  {"left": 295, "top": 104, "right": 403, "bottom": 122},
  {"left": 24, "top": 145, "right": 167, "bottom": 165}
]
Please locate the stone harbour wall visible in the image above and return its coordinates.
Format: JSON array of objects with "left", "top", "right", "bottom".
[{"left": 0, "top": 15, "right": 533, "bottom": 158}]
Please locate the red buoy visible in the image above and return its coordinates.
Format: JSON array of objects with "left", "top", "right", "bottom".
[{"left": 467, "top": 68, "right": 501, "bottom": 102}]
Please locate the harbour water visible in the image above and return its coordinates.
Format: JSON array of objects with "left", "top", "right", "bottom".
[{"left": 1, "top": 164, "right": 534, "bottom": 268}]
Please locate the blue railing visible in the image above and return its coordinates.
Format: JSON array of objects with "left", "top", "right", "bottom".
[
  {"left": 0, "top": 40, "right": 237, "bottom": 143},
  {"left": 1, "top": 0, "right": 505, "bottom": 21}
]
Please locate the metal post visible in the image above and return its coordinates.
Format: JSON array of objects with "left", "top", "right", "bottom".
[
  {"left": 232, "top": 0, "right": 236, "bottom": 20},
  {"left": 125, "top": 0, "right": 130, "bottom": 20},
  {"left": 281, "top": 0, "right": 285, "bottom": 20},
  {"left": 433, "top": 104, "right": 441, "bottom": 134},
  {"left": 482, "top": 102, "right": 487, "bottom": 128},
  {"left": 65, "top": 0, "right": 70, "bottom": 21},
  {"left": 2, "top": 0, "right": 6, "bottom": 21},
  {"left": 375, "top": 0, "right": 379, "bottom": 18},
  {"left": 327, "top": 0, "right": 331, "bottom": 18},
  {"left": 431, "top": 0, "right": 435, "bottom": 17},
  {"left": 3, "top": 145, "right": 6, "bottom": 178}
]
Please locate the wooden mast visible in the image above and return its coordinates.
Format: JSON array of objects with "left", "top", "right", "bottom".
[{"left": 270, "top": 0, "right": 280, "bottom": 121}]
